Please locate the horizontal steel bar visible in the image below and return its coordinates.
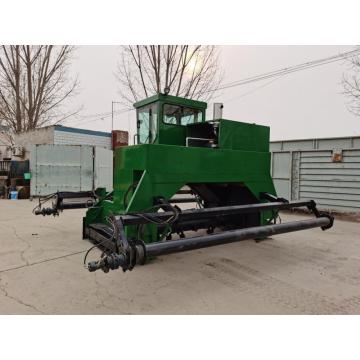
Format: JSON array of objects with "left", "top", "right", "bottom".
[
  {"left": 61, "top": 202, "right": 94, "bottom": 210},
  {"left": 57, "top": 191, "right": 95, "bottom": 199},
  {"left": 146, "top": 217, "right": 330, "bottom": 257},
  {"left": 169, "top": 198, "right": 198, "bottom": 203},
  {"left": 116, "top": 200, "right": 313, "bottom": 226}
]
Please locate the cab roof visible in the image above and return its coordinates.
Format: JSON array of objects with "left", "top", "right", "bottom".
[{"left": 133, "top": 93, "right": 207, "bottom": 110}]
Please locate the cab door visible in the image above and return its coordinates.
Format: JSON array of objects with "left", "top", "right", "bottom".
[{"left": 137, "top": 103, "right": 158, "bottom": 144}]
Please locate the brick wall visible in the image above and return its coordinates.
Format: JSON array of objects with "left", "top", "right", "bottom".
[{"left": 54, "top": 130, "right": 112, "bottom": 149}]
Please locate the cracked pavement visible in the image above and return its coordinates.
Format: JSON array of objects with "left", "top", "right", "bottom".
[{"left": 0, "top": 200, "right": 360, "bottom": 314}]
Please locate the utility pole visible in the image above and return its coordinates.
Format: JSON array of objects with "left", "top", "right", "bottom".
[{"left": 111, "top": 101, "right": 122, "bottom": 131}]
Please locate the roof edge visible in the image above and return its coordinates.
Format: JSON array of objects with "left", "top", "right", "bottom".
[
  {"left": 133, "top": 93, "right": 207, "bottom": 109},
  {"left": 54, "top": 125, "right": 111, "bottom": 138},
  {"left": 271, "top": 134, "right": 360, "bottom": 143}
]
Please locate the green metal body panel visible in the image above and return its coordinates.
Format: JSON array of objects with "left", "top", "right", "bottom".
[
  {"left": 219, "top": 120, "right": 270, "bottom": 152},
  {"left": 85, "top": 94, "right": 277, "bottom": 244}
]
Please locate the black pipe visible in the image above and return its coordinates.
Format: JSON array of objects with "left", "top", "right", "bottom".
[
  {"left": 61, "top": 201, "right": 94, "bottom": 210},
  {"left": 145, "top": 217, "right": 331, "bottom": 257},
  {"left": 86, "top": 216, "right": 332, "bottom": 272},
  {"left": 57, "top": 191, "right": 95, "bottom": 199},
  {"left": 169, "top": 198, "right": 198, "bottom": 203},
  {"left": 117, "top": 200, "right": 312, "bottom": 226}
]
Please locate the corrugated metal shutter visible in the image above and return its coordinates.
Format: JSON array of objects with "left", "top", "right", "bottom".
[
  {"left": 271, "top": 136, "right": 360, "bottom": 213},
  {"left": 298, "top": 149, "right": 360, "bottom": 212}
]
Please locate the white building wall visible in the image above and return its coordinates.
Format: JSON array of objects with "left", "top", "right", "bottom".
[
  {"left": 12, "top": 125, "right": 112, "bottom": 159},
  {"left": 14, "top": 126, "right": 54, "bottom": 147},
  {"left": 54, "top": 129, "right": 112, "bottom": 149},
  {"left": 14, "top": 126, "right": 54, "bottom": 159}
]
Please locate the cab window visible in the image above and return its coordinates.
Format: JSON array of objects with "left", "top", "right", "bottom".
[{"left": 163, "top": 104, "right": 203, "bottom": 126}]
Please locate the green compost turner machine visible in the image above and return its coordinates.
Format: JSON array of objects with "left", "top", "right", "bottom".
[{"left": 34, "top": 93, "right": 333, "bottom": 273}]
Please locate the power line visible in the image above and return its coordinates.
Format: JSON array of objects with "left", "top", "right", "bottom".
[
  {"left": 71, "top": 108, "right": 129, "bottom": 122},
  {"left": 63, "top": 48, "right": 360, "bottom": 127},
  {"left": 221, "top": 77, "right": 282, "bottom": 104},
  {"left": 63, "top": 108, "right": 133, "bottom": 127},
  {"left": 199, "top": 48, "right": 360, "bottom": 95},
  {"left": 222, "top": 48, "right": 360, "bottom": 88},
  {"left": 219, "top": 49, "right": 360, "bottom": 103}
]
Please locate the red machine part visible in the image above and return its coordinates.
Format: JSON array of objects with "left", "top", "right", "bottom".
[{"left": 112, "top": 130, "right": 128, "bottom": 149}]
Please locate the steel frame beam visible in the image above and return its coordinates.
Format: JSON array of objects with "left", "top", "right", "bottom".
[{"left": 115, "top": 200, "right": 315, "bottom": 226}]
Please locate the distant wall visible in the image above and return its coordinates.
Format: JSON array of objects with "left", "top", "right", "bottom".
[
  {"left": 13, "top": 126, "right": 54, "bottom": 160},
  {"left": 54, "top": 126, "right": 111, "bottom": 149},
  {"left": 14, "top": 126, "right": 54, "bottom": 147},
  {"left": 13, "top": 125, "right": 112, "bottom": 159}
]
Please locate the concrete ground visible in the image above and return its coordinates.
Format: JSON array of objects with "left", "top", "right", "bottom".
[{"left": 0, "top": 200, "right": 359, "bottom": 314}]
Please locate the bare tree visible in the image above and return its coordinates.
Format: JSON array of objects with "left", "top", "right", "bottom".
[
  {"left": 0, "top": 45, "right": 79, "bottom": 133},
  {"left": 343, "top": 53, "right": 360, "bottom": 116},
  {"left": 117, "top": 45, "right": 223, "bottom": 107}
]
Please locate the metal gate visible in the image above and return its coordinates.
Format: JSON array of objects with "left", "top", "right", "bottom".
[
  {"left": 94, "top": 147, "right": 113, "bottom": 192},
  {"left": 30, "top": 145, "right": 113, "bottom": 196}
]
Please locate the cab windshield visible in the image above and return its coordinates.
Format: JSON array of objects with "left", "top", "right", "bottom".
[{"left": 163, "top": 104, "right": 203, "bottom": 126}]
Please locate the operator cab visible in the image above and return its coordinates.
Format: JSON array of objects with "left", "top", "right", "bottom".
[{"left": 134, "top": 93, "right": 208, "bottom": 146}]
